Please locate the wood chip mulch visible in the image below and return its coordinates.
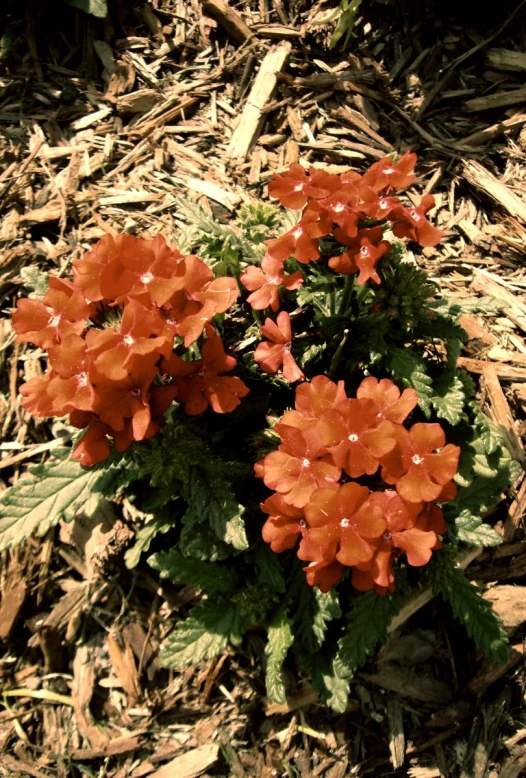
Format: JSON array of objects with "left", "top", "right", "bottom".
[{"left": 1, "top": 1, "right": 526, "bottom": 776}]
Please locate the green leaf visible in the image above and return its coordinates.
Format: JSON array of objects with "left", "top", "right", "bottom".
[
  {"left": 0, "top": 453, "right": 124, "bottom": 553},
  {"left": 179, "top": 522, "right": 234, "bottom": 562},
  {"left": 455, "top": 511, "right": 502, "bottom": 547},
  {"left": 183, "top": 465, "right": 248, "bottom": 552},
  {"left": 431, "top": 371, "right": 466, "bottom": 426},
  {"left": 254, "top": 545, "right": 286, "bottom": 593},
  {"left": 335, "top": 591, "right": 401, "bottom": 679},
  {"left": 20, "top": 266, "right": 49, "bottom": 298},
  {"left": 64, "top": 0, "right": 108, "bottom": 17},
  {"left": 149, "top": 548, "right": 239, "bottom": 593},
  {"left": 432, "top": 563, "right": 508, "bottom": 664},
  {"left": 291, "top": 568, "right": 341, "bottom": 656},
  {"left": 265, "top": 604, "right": 294, "bottom": 704},
  {"left": 385, "top": 348, "right": 434, "bottom": 416},
  {"left": 310, "top": 655, "right": 350, "bottom": 713},
  {"left": 159, "top": 598, "right": 243, "bottom": 669},
  {"left": 124, "top": 514, "right": 174, "bottom": 569},
  {"left": 450, "top": 445, "right": 515, "bottom": 517},
  {"left": 473, "top": 405, "right": 503, "bottom": 456},
  {"left": 418, "top": 313, "right": 466, "bottom": 369},
  {"left": 330, "top": 0, "right": 363, "bottom": 49}
]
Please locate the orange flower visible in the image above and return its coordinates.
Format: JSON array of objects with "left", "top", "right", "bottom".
[
  {"left": 13, "top": 276, "right": 90, "bottom": 348},
  {"left": 356, "top": 376, "right": 418, "bottom": 424},
  {"left": 265, "top": 202, "right": 332, "bottom": 264},
  {"left": 380, "top": 423, "right": 460, "bottom": 503},
  {"left": 302, "top": 483, "right": 386, "bottom": 567},
  {"left": 328, "top": 227, "right": 391, "bottom": 284},
  {"left": 254, "top": 311, "right": 304, "bottom": 383},
  {"left": 70, "top": 412, "right": 112, "bottom": 467},
  {"left": 85, "top": 300, "right": 172, "bottom": 381},
  {"left": 352, "top": 491, "right": 442, "bottom": 593},
  {"left": 162, "top": 328, "right": 249, "bottom": 415},
  {"left": 255, "top": 424, "right": 340, "bottom": 508},
  {"left": 240, "top": 254, "right": 303, "bottom": 312},
  {"left": 163, "top": 255, "right": 240, "bottom": 346},
  {"left": 303, "top": 557, "right": 345, "bottom": 593},
  {"left": 294, "top": 375, "right": 348, "bottom": 418},
  {"left": 45, "top": 334, "right": 97, "bottom": 414},
  {"left": 74, "top": 233, "right": 184, "bottom": 305},
  {"left": 261, "top": 493, "right": 306, "bottom": 552},
  {"left": 391, "top": 195, "right": 444, "bottom": 248},
  {"left": 278, "top": 375, "right": 347, "bottom": 436},
  {"left": 361, "top": 151, "right": 417, "bottom": 193},
  {"left": 318, "top": 398, "right": 397, "bottom": 479},
  {"left": 268, "top": 164, "right": 341, "bottom": 210},
  {"left": 19, "top": 373, "right": 56, "bottom": 418},
  {"left": 92, "top": 357, "right": 159, "bottom": 440}
]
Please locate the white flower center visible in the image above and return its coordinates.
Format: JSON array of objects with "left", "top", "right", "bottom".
[
  {"left": 78, "top": 372, "right": 89, "bottom": 387},
  {"left": 123, "top": 334, "right": 134, "bottom": 346},
  {"left": 412, "top": 454, "right": 423, "bottom": 465},
  {"left": 49, "top": 314, "right": 61, "bottom": 327},
  {"left": 348, "top": 433, "right": 359, "bottom": 442},
  {"left": 140, "top": 271, "right": 154, "bottom": 284},
  {"left": 333, "top": 202, "right": 346, "bottom": 213},
  {"left": 340, "top": 518, "right": 351, "bottom": 528},
  {"left": 360, "top": 246, "right": 369, "bottom": 256},
  {"left": 409, "top": 209, "right": 422, "bottom": 222},
  {"left": 302, "top": 458, "right": 310, "bottom": 468},
  {"left": 293, "top": 183, "right": 304, "bottom": 192},
  {"left": 384, "top": 167, "right": 395, "bottom": 176},
  {"left": 292, "top": 227, "right": 303, "bottom": 240},
  {"left": 379, "top": 199, "right": 389, "bottom": 210}
]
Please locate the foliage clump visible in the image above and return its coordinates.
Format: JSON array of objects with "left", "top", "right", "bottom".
[{"left": 2, "top": 152, "right": 517, "bottom": 710}]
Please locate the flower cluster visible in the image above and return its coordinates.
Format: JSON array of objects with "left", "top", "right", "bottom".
[
  {"left": 255, "top": 375, "right": 460, "bottom": 594},
  {"left": 12, "top": 234, "right": 248, "bottom": 466},
  {"left": 265, "top": 152, "right": 443, "bottom": 281},
  {"left": 236, "top": 152, "right": 443, "bottom": 386}
]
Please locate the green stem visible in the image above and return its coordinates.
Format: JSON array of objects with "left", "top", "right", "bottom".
[
  {"left": 355, "top": 282, "right": 371, "bottom": 306},
  {"left": 328, "top": 328, "right": 349, "bottom": 380}
]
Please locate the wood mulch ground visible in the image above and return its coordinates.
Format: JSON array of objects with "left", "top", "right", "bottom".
[{"left": 1, "top": 1, "right": 526, "bottom": 776}]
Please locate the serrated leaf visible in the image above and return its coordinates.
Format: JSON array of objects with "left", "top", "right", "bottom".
[
  {"left": 473, "top": 406, "right": 503, "bottom": 456},
  {"left": 451, "top": 446, "right": 515, "bottom": 517},
  {"left": 472, "top": 452, "right": 501, "bottom": 479},
  {"left": 159, "top": 598, "right": 242, "bottom": 669},
  {"left": 20, "top": 266, "right": 49, "bottom": 298},
  {"left": 310, "top": 655, "right": 350, "bottom": 713},
  {"left": 184, "top": 466, "right": 248, "bottom": 552},
  {"left": 254, "top": 545, "right": 286, "bottom": 593},
  {"left": 432, "top": 563, "right": 508, "bottom": 664},
  {"left": 455, "top": 511, "right": 503, "bottom": 547},
  {"left": 265, "top": 604, "right": 294, "bottom": 704},
  {"left": 291, "top": 567, "right": 341, "bottom": 656},
  {"left": 335, "top": 591, "right": 401, "bottom": 679},
  {"left": 64, "top": 0, "right": 107, "bottom": 17},
  {"left": 0, "top": 453, "right": 123, "bottom": 553},
  {"left": 431, "top": 372, "right": 465, "bottom": 425},
  {"left": 385, "top": 348, "right": 433, "bottom": 416},
  {"left": 124, "top": 515, "right": 173, "bottom": 569},
  {"left": 149, "top": 548, "right": 238, "bottom": 593}
]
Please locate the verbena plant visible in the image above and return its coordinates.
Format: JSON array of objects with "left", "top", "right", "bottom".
[{"left": 2, "top": 153, "right": 518, "bottom": 710}]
